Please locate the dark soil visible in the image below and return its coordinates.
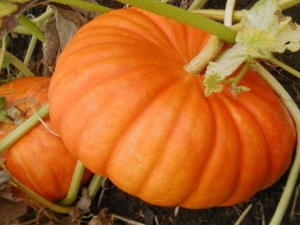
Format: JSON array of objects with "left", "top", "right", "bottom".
[{"left": 5, "top": 0, "right": 300, "bottom": 225}]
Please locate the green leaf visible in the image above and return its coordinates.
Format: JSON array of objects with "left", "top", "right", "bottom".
[
  {"left": 1, "top": 56, "right": 12, "bottom": 68},
  {"left": 0, "top": 110, "right": 12, "bottom": 123},
  {"left": 236, "top": 27, "right": 276, "bottom": 59},
  {"left": 0, "top": 2, "right": 18, "bottom": 18},
  {"left": 0, "top": 96, "right": 7, "bottom": 109},
  {"left": 203, "top": 0, "right": 300, "bottom": 96},
  {"left": 204, "top": 73, "right": 224, "bottom": 96},
  {"left": 242, "top": 0, "right": 280, "bottom": 30},
  {"left": 0, "top": 97, "right": 12, "bottom": 123},
  {"left": 274, "top": 14, "right": 300, "bottom": 53}
]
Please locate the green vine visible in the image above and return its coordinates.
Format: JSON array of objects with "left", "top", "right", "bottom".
[
  {"left": 58, "top": 161, "right": 87, "bottom": 206},
  {"left": 49, "top": 0, "right": 112, "bottom": 13},
  {"left": 3, "top": 51, "right": 34, "bottom": 76},
  {"left": 18, "top": 15, "right": 46, "bottom": 43},
  {"left": 117, "top": 0, "right": 237, "bottom": 44},
  {"left": 0, "top": 104, "right": 49, "bottom": 155}
]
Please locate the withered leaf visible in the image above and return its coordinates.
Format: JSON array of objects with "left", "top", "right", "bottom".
[
  {"left": 0, "top": 170, "right": 11, "bottom": 190},
  {"left": 0, "top": 191, "right": 27, "bottom": 224},
  {"left": 0, "top": 0, "right": 38, "bottom": 38},
  {"left": 43, "top": 1, "right": 100, "bottom": 75},
  {"left": 76, "top": 188, "right": 91, "bottom": 212}
]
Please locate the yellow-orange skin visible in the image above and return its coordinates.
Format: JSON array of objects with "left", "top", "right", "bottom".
[
  {"left": 48, "top": 8, "right": 296, "bottom": 208},
  {"left": 0, "top": 76, "right": 91, "bottom": 202}
]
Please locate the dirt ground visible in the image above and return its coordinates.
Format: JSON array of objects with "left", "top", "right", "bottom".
[{"left": 5, "top": 0, "right": 300, "bottom": 224}]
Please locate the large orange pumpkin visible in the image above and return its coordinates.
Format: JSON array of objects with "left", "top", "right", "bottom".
[
  {"left": 48, "top": 8, "right": 296, "bottom": 208},
  {"left": 0, "top": 76, "right": 92, "bottom": 202}
]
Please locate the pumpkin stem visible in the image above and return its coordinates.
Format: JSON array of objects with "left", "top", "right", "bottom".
[
  {"left": 184, "top": 35, "right": 223, "bottom": 75},
  {"left": 253, "top": 63, "right": 300, "bottom": 225}
]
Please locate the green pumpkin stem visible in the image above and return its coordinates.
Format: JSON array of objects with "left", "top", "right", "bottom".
[{"left": 57, "top": 160, "right": 87, "bottom": 206}]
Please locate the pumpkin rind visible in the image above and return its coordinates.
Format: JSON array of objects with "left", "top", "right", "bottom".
[
  {"left": 48, "top": 8, "right": 296, "bottom": 208},
  {"left": 0, "top": 76, "right": 91, "bottom": 202}
]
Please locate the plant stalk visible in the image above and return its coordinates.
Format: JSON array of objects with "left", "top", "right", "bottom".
[
  {"left": 49, "top": 0, "right": 112, "bottom": 13},
  {"left": 23, "top": 35, "right": 38, "bottom": 67},
  {"left": 0, "top": 103, "right": 49, "bottom": 155},
  {"left": 190, "top": 0, "right": 300, "bottom": 23},
  {"left": 18, "top": 15, "right": 46, "bottom": 43},
  {"left": 188, "top": 0, "right": 208, "bottom": 10},
  {"left": 58, "top": 160, "right": 86, "bottom": 206},
  {"left": 279, "top": 0, "right": 300, "bottom": 10},
  {"left": 88, "top": 174, "right": 104, "bottom": 199},
  {"left": 4, "top": 51, "right": 35, "bottom": 76},
  {"left": 268, "top": 56, "right": 300, "bottom": 79}
]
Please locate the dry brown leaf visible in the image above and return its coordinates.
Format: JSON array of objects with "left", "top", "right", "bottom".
[
  {"left": 88, "top": 208, "right": 116, "bottom": 225},
  {"left": 0, "top": 170, "right": 10, "bottom": 190},
  {"left": 0, "top": 191, "right": 27, "bottom": 224},
  {"left": 42, "top": 1, "right": 101, "bottom": 75},
  {"left": 0, "top": 0, "right": 38, "bottom": 38}
]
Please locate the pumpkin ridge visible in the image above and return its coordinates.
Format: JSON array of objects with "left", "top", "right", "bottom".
[
  {"left": 105, "top": 74, "right": 193, "bottom": 177},
  {"left": 231, "top": 88, "right": 293, "bottom": 188},
  {"left": 180, "top": 88, "right": 242, "bottom": 208},
  {"left": 216, "top": 90, "right": 272, "bottom": 206},
  {"left": 110, "top": 76, "right": 216, "bottom": 206},
  {"left": 133, "top": 78, "right": 202, "bottom": 198}
]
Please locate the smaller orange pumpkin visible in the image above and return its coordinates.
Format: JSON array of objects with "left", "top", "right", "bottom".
[{"left": 0, "top": 76, "right": 92, "bottom": 202}]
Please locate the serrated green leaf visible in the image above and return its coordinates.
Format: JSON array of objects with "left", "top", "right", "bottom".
[
  {"left": 203, "top": 0, "right": 300, "bottom": 97},
  {"left": 241, "top": 0, "right": 300, "bottom": 55},
  {"left": 274, "top": 15, "right": 300, "bottom": 53},
  {"left": 204, "top": 73, "right": 224, "bottom": 96},
  {"left": 242, "top": 0, "right": 279, "bottom": 30},
  {"left": 236, "top": 27, "right": 276, "bottom": 58}
]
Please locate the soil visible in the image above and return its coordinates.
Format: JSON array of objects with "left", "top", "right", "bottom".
[{"left": 4, "top": 0, "right": 300, "bottom": 225}]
